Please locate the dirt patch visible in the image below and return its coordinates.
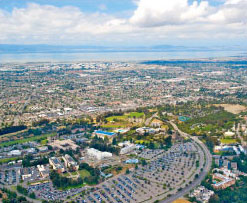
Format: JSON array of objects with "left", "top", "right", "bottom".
[
  {"left": 214, "top": 104, "right": 247, "bottom": 114},
  {"left": 173, "top": 199, "right": 191, "bottom": 203}
]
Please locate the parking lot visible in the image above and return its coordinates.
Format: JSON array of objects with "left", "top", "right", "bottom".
[
  {"left": 28, "top": 181, "right": 84, "bottom": 201},
  {"left": 73, "top": 142, "right": 204, "bottom": 203},
  {"left": 0, "top": 168, "right": 20, "bottom": 185}
]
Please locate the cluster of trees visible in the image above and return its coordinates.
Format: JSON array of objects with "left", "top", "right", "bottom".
[
  {"left": 22, "top": 155, "right": 49, "bottom": 167},
  {"left": 181, "top": 109, "right": 238, "bottom": 135},
  {"left": 210, "top": 176, "right": 247, "bottom": 203},
  {"left": 0, "top": 125, "right": 27, "bottom": 136},
  {"left": 90, "top": 136, "right": 120, "bottom": 155},
  {"left": 17, "top": 185, "right": 36, "bottom": 199},
  {"left": 50, "top": 171, "right": 83, "bottom": 189},
  {"left": 232, "top": 153, "right": 247, "bottom": 173},
  {"left": 79, "top": 163, "right": 100, "bottom": 185},
  {"left": 1, "top": 187, "right": 27, "bottom": 203},
  {"left": 32, "top": 118, "right": 49, "bottom": 127},
  {"left": 27, "top": 128, "right": 42, "bottom": 136}
]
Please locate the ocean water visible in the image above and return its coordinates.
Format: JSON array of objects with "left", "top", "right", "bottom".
[{"left": 0, "top": 51, "right": 246, "bottom": 63}]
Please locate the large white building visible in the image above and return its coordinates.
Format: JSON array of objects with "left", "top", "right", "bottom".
[
  {"left": 8, "top": 150, "right": 22, "bottom": 157},
  {"left": 87, "top": 148, "right": 112, "bottom": 160}
]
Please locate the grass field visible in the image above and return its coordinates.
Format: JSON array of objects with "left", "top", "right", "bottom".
[
  {"left": 71, "top": 171, "right": 78, "bottom": 176},
  {"left": 0, "top": 133, "right": 56, "bottom": 147},
  {"left": 0, "top": 157, "right": 19, "bottom": 164},
  {"left": 101, "top": 124, "right": 129, "bottom": 128},
  {"left": 79, "top": 170, "right": 91, "bottom": 179},
  {"left": 106, "top": 112, "right": 144, "bottom": 122},
  {"left": 128, "top": 112, "right": 144, "bottom": 118},
  {"left": 40, "top": 139, "right": 48, "bottom": 145},
  {"left": 63, "top": 173, "right": 70, "bottom": 177},
  {"left": 220, "top": 138, "right": 237, "bottom": 144}
]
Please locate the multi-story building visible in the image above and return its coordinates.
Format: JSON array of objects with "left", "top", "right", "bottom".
[
  {"left": 37, "top": 165, "right": 50, "bottom": 178},
  {"left": 62, "top": 154, "right": 79, "bottom": 171},
  {"left": 212, "top": 173, "right": 235, "bottom": 190},
  {"left": 87, "top": 148, "right": 112, "bottom": 160},
  {"left": 49, "top": 157, "right": 65, "bottom": 173}
]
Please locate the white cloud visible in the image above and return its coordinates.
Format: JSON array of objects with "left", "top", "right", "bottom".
[
  {"left": 0, "top": 3, "right": 129, "bottom": 44},
  {"left": 208, "top": 0, "right": 247, "bottom": 24},
  {"left": 130, "top": 0, "right": 213, "bottom": 26},
  {"left": 0, "top": 1, "right": 246, "bottom": 45},
  {"left": 130, "top": 0, "right": 247, "bottom": 26},
  {"left": 128, "top": 0, "right": 247, "bottom": 40}
]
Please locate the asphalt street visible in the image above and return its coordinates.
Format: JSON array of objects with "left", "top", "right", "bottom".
[{"left": 161, "top": 121, "right": 212, "bottom": 203}]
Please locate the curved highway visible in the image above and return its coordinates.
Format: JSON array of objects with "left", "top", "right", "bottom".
[{"left": 161, "top": 121, "right": 212, "bottom": 203}]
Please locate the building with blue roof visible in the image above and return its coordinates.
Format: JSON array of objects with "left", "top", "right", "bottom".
[{"left": 94, "top": 130, "right": 116, "bottom": 139}]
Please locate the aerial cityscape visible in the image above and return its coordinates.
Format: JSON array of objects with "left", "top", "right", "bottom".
[{"left": 0, "top": 0, "right": 247, "bottom": 203}]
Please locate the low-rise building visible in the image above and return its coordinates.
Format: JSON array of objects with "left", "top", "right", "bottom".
[
  {"left": 190, "top": 186, "right": 214, "bottom": 203},
  {"left": 49, "top": 157, "right": 65, "bottom": 173},
  {"left": 87, "top": 148, "right": 112, "bottom": 160},
  {"left": 212, "top": 173, "right": 235, "bottom": 190},
  {"left": 37, "top": 165, "right": 49, "bottom": 178},
  {"left": 38, "top": 146, "right": 48, "bottom": 152},
  {"left": 8, "top": 150, "right": 22, "bottom": 157},
  {"left": 125, "top": 159, "right": 139, "bottom": 164},
  {"left": 120, "top": 144, "right": 136, "bottom": 155},
  {"left": 93, "top": 130, "right": 116, "bottom": 139},
  {"left": 136, "top": 127, "right": 159, "bottom": 135},
  {"left": 20, "top": 168, "right": 32, "bottom": 180},
  {"left": 62, "top": 154, "right": 79, "bottom": 171}
]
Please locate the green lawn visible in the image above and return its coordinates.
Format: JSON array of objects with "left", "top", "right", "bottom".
[
  {"left": 63, "top": 173, "right": 70, "bottom": 177},
  {"left": 0, "top": 133, "right": 56, "bottom": 147},
  {"left": 71, "top": 171, "right": 78, "bottom": 176},
  {"left": 0, "top": 157, "right": 19, "bottom": 164},
  {"left": 128, "top": 112, "right": 144, "bottom": 118},
  {"left": 40, "top": 139, "right": 48, "bottom": 145},
  {"left": 220, "top": 138, "right": 237, "bottom": 144},
  {"left": 106, "top": 115, "right": 127, "bottom": 122},
  {"left": 106, "top": 112, "right": 144, "bottom": 122},
  {"left": 101, "top": 124, "right": 128, "bottom": 128},
  {"left": 79, "top": 170, "right": 91, "bottom": 179}
]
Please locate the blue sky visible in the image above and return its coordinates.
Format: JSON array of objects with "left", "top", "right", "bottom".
[
  {"left": 0, "top": 0, "right": 136, "bottom": 14},
  {"left": 0, "top": 0, "right": 224, "bottom": 12},
  {"left": 0, "top": 0, "right": 246, "bottom": 48}
]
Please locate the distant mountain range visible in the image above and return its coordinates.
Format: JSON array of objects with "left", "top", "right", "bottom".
[{"left": 0, "top": 44, "right": 245, "bottom": 54}]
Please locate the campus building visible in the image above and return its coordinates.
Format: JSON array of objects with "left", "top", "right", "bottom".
[
  {"left": 37, "top": 165, "right": 50, "bottom": 178},
  {"left": 49, "top": 157, "right": 65, "bottom": 173},
  {"left": 87, "top": 148, "right": 112, "bottom": 160},
  {"left": 120, "top": 144, "right": 136, "bottom": 155},
  {"left": 62, "top": 154, "right": 79, "bottom": 171},
  {"left": 93, "top": 130, "right": 116, "bottom": 139},
  {"left": 212, "top": 173, "right": 235, "bottom": 190}
]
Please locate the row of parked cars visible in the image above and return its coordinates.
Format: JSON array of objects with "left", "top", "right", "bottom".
[
  {"left": 28, "top": 182, "right": 82, "bottom": 201},
  {"left": 0, "top": 169, "right": 18, "bottom": 185},
  {"left": 81, "top": 174, "right": 149, "bottom": 203}
]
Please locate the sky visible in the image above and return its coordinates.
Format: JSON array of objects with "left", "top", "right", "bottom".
[{"left": 0, "top": 0, "right": 246, "bottom": 48}]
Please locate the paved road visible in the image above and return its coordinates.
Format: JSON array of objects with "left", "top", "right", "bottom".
[
  {"left": 237, "top": 123, "right": 247, "bottom": 147},
  {"left": 145, "top": 112, "right": 158, "bottom": 126},
  {"left": 161, "top": 121, "right": 212, "bottom": 203}
]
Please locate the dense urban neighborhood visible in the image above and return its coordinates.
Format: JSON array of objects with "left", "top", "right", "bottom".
[{"left": 1, "top": 58, "right": 247, "bottom": 203}]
